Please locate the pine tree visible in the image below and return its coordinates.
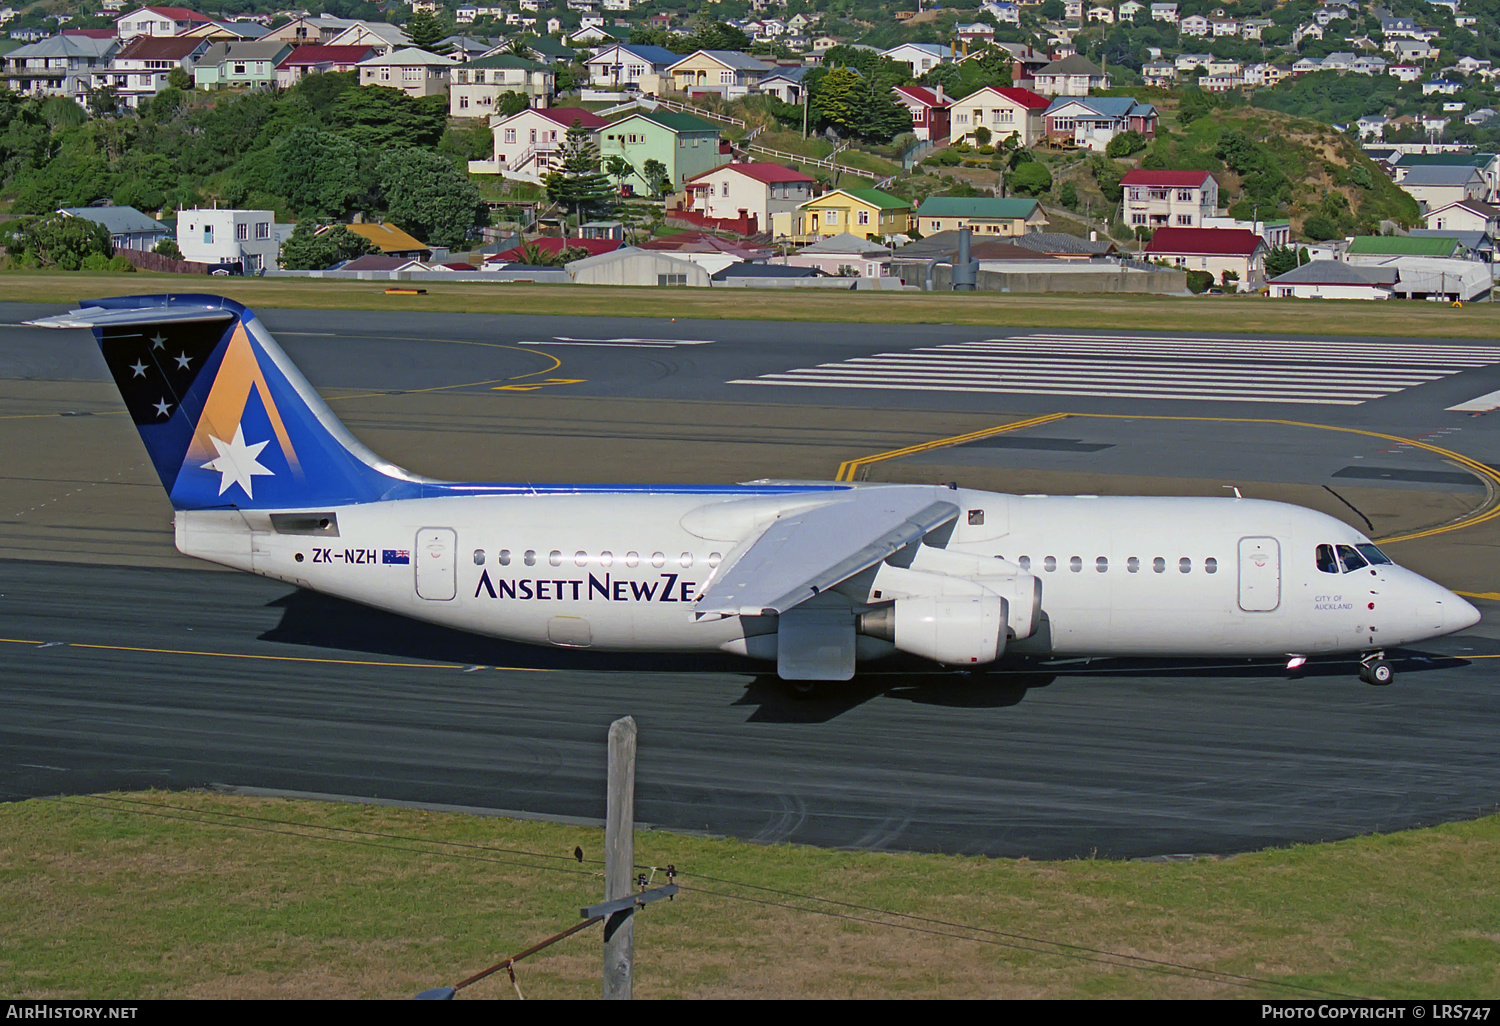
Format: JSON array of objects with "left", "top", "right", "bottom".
[{"left": 544, "top": 119, "right": 614, "bottom": 223}]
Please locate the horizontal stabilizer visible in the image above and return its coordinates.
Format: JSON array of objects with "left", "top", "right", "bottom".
[{"left": 695, "top": 489, "right": 960, "bottom": 618}]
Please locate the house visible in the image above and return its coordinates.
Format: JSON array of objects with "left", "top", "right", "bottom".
[
  {"left": 488, "top": 106, "right": 608, "bottom": 179},
  {"left": 274, "top": 44, "right": 377, "bottom": 88},
  {"left": 638, "top": 231, "right": 766, "bottom": 276},
  {"left": 1389, "top": 39, "right": 1438, "bottom": 63},
  {"left": 759, "top": 65, "right": 812, "bottom": 104},
  {"left": 175, "top": 207, "right": 279, "bottom": 272},
  {"left": 90, "top": 34, "right": 210, "bottom": 109},
  {"left": 180, "top": 20, "right": 272, "bottom": 42},
  {"left": 1388, "top": 63, "right": 1422, "bottom": 81},
  {"left": 357, "top": 47, "right": 456, "bottom": 98},
  {"left": 450, "top": 52, "right": 553, "bottom": 116},
  {"left": 1423, "top": 77, "right": 1461, "bottom": 94},
  {"left": 784, "top": 233, "right": 893, "bottom": 277},
  {"left": 597, "top": 110, "right": 728, "bottom": 195},
  {"left": 949, "top": 86, "right": 1052, "bottom": 147},
  {"left": 1398, "top": 166, "right": 1488, "bottom": 210},
  {"left": 1150, "top": 2, "right": 1179, "bottom": 21},
  {"left": 1267, "top": 261, "right": 1398, "bottom": 300},
  {"left": 486, "top": 236, "right": 622, "bottom": 263},
  {"left": 1118, "top": 0, "right": 1145, "bottom": 19},
  {"left": 793, "top": 188, "right": 913, "bottom": 240},
  {"left": 685, "top": 161, "right": 816, "bottom": 230},
  {"left": 1141, "top": 61, "right": 1177, "bottom": 87},
  {"left": 326, "top": 21, "right": 411, "bottom": 57},
  {"left": 881, "top": 42, "right": 952, "bottom": 76},
  {"left": 1180, "top": 14, "right": 1210, "bottom": 35},
  {"left": 1202, "top": 215, "right": 1292, "bottom": 248},
  {"left": 192, "top": 40, "right": 293, "bottom": 89},
  {"left": 664, "top": 49, "right": 771, "bottom": 98},
  {"left": 915, "top": 196, "right": 1047, "bottom": 236},
  {"left": 1043, "top": 95, "right": 1158, "bottom": 152},
  {"left": 1422, "top": 198, "right": 1500, "bottom": 236},
  {"left": 1121, "top": 169, "right": 1219, "bottom": 228},
  {"left": 891, "top": 85, "right": 952, "bottom": 142},
  {"left": 1143, "top": 226, "right": 1266, "bottom": 285},
  {"left": 58, "top": 206, "right": 171, "bottom": 250},
  {"left": 585, "top": 42, "right": 678, "bottom": 92},
  {"left": 262, "top": 15, "right": 362, "bottom": 46},
  {"left": 327, "top": 222, "right": 431, "bottom": 260},
  {"left": 115, "top": 6, "right": 214, "bottom": 40},
  {"left": 1031, "top": 54, "right": 1110, "bottom": 95},
  {"left": 2, "top": 34, "right": 118, "bottom": 103}
]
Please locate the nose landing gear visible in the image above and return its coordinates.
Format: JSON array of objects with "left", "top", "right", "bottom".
[{"left": 1359, "top": 651, "right": 1393, "bottom": 686}]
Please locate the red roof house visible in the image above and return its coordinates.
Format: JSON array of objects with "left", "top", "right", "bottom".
[
  {"left": 1144, "top": 227, "right": 1267, "bottom": 286},
  {"left": 486, "top": 236, "right": 623, "bottom": 263},
  {"left": 891, "top": 84, "right": 951, "bottom": 142}
]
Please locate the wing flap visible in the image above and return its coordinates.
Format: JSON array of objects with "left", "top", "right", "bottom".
[
  {"left": 694, "top": 490, "right": 960, "bottom": 618},
  {"left": 26, "top": 306, "right": 239, "bottom": 330}
]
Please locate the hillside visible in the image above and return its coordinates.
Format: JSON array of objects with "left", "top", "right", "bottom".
[{"left": 1127, "top": 102, "right": 1420, "bottom": 237}]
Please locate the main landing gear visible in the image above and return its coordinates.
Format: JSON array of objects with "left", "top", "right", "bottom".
[{"left": 1359, "top": 651, "right": 1393, "bottom": 686}]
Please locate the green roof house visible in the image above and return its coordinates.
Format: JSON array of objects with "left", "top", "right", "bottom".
[
  {"left": 916, "top": 196, "right": 1047, "bottom": 237},
  {"left": 598, "top": 110, "right": 727, "bottom": 196},
  {"left": 1345, "top": 235, "right": 1463, "bottom": 257}
]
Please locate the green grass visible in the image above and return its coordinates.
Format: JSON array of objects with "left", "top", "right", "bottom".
[
  {"left": 6, "top": 271, "right": 1500, "bottom": 340},
  {"left": 3, "top": 791, "right": 1499, "bottom": 999}
]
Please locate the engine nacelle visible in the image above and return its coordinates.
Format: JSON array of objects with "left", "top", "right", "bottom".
[
  {"left": 860, "top": 594, "right": 1008, "bottom": 666},
  {"left": 907, "top": 545, "right": 1041, "bottom": 641}
]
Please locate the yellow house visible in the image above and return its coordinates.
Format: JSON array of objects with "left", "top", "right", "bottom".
[
  {"left": 794, "top": 188, "right": 913, "bottom": 240},
  {"left": 664, "top": 49, "right": 771, "bottom": 96}
]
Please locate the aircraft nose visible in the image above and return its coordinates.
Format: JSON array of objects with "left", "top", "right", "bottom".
[{"left": 1445, "top": 592, "right": 1481, "bottom": 632}]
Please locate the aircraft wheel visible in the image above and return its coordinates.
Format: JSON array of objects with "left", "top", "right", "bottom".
[{"left": 1366, "top": 660, "right": 1394, "bottom": 686}]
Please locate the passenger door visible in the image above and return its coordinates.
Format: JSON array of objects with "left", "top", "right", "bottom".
[
  {"left": 1238, "top": 536, "right": 1280, "bottom": 612},
  {"left": 415, "top": 527, "right": 457, "bottom": 601}
]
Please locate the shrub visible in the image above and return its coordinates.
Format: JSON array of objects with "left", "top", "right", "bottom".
[{"left": 1185, "top": 269, "right": 1215, "bottom": 293}]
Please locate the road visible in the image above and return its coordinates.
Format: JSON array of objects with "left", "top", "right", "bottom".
[{"left": 2, "top": 299, "right": 1498, "bottom": 858}]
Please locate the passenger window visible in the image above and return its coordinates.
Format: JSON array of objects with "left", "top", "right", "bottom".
[
  {"left": 473, "top": 549, "right": 485, "bottom": 565},
  {"left": 1153, "top": 557, "right": 1165, "bottom": 574},
  {"left": 1018, "top": 555, "right": 1031, "bottom": 570},
  {"left": 708, "top": 552, "right": 722, "bottom": 568},
  {"left": 680, "top": 552, "right": 694, "bottom": 568},
  {"left": 1069, "top": 556, "right": 1082, "bottom": 573},
  {"left": 1043, "top": 556, "right": 1057, "bottom": 572},
  {"left": 651, "top": 552, "right": 666, "bottom": 568},
  {"left": 626, "top": 551, "right": 640, "bottom": 567},
  {"left": 1096, "top": 556, "right": 1108, "bottom": 573},
  {"left": 1205, "top": 557, "right": 1217, "bottom": 574},
  {"left": 574, "top": 550, "right": 588, "bottom": 567},
  {"left": 549, "top": 550, "right": 562, "bottom": 567},
  {"left": 1127, "top": 557, "right": 1139, "bottom": 573},
  {"left": 1315, "top": 544, "right": 1339, "bottom": 574},
  {"left": 1337, "top": 545, "right": 1368, "bottom": 572},
  {"left": 1179, "top": 557, "right": 1191, "bottom": 574},
  {"left": 524, "top": 549, "right": 536, "bottom": 567},
  {"left": 600, "top": 551, "right": 613, "bottom": 567},
  {"left": 499, "top": 549, "right": 512, "bottom": 567}
]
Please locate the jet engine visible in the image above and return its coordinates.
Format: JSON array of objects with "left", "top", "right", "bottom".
[{"left": 858, "top": 593, "right": 1008, "bottom": 665}]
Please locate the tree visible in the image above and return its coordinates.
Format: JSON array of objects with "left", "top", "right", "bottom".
[
  {"left": 1105, "top": 130, "right": 1147, "bottom": 158},
  {"left": 167, "top": 66, "right": 193, "bottom": 91},
  {"left": 641, "top": 158, "right": 670, "bottom": 198},
  {"left": 153, "top": 238, "right": 183, "bottom": 260},
  {"left": 1009, "top": 161, "right": 1053, "bottom": 197},
  {"left": 497, "top": 91, "right": 531, "bottom": 117},
  {"left": 332, "top": 86, "right": 447, "bottom": 150},
  {"left": 277, "top": 220, "right": 376, "bottom": 270},
  {"left": 604, "top": 155, "right": 635, "bottom": 190},
  {"left": 86, "top": 85, "right": 119, "bottom": 119},
  {"left": 545, "top": 119, "right": 615, "bottom": 223},
  {"left": 406, "top": 10, "right": 447, "bottom": 52},
  {"left": 5, "top": 213, "right": 113, "bottom": 270},
  {"left": 237, "top": 125, "right": 368, "bottom": 219},
  {"left": 378, "top": 148, "right": 489, "bottom": 249},
  {"left": 1302, "top": 214, "right": 1341, "bottom": 241}
]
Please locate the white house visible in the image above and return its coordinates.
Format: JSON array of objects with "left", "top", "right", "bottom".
[
  {"left": 683, "top": 161, "right": 816, "bottom": 228},
  {"left": 358, "top": 47, "right": 455, "bottom": 97},
  {"left": 487, "top": 106, "right": 608, "bottom": 180},
  {"left": 881, "top": 42, "right": 952, "bottom": 76},
  {"left": 176, "top": 207, "right": 280, "bottom": 273},
  {"left": 115, "top": 5, "right": 213, "bottom": 40}
]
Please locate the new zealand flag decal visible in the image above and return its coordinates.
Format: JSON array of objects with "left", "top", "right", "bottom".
[{"left": 382, "top": 550, "right": 411, "bottom": 565}]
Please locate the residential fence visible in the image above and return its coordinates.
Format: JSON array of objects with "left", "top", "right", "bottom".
[{"left": 115, "top": 246, "right": 215, "bottom": 275}]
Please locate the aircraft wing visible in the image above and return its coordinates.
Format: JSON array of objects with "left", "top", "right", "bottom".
[
  {"left": 694, "top": 490, "right": 960, "bottom": 619},
  {"left": 26, "top": 301, "right": 239, "bottom": 330}
]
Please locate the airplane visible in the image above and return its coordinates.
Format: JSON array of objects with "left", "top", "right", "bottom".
[{"left": 30, "top": 294, "right": 1481, "bottom": 688}]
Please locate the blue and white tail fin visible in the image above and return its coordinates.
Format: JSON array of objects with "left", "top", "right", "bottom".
[{"left": 29, "top": 294, "right": 428, "bottom": 511}]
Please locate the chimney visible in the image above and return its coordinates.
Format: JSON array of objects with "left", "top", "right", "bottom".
[{"left": 935, "top": 80, "right": 945, "bottom": 103}]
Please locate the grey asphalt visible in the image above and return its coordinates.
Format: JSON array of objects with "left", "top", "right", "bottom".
[{"left": 2, "top": 301, "right": 1499, "bottom": 858}]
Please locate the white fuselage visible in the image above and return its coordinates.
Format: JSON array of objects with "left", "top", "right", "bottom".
[{"left": 175, "top": 486, "right": 1476, "bottom": 664}]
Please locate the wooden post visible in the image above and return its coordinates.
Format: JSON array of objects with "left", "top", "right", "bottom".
[{"left": 603, "top": 716, "right": 636, "bottom": 1000}]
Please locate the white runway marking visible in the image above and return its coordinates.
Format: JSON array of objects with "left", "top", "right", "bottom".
[
  {"left": 733, "top": 334, "right": 1500, "bottom": 406},
  {"left": 1447, "top": 388, "right": 1500, "bottom": 412},
  {"left": 529, "top": 337, "right": 716, "bottom": 348}
]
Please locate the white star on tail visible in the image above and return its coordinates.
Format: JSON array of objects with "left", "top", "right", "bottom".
[{"left": 201, "top": 425, "right": 274, "bottom": 498}]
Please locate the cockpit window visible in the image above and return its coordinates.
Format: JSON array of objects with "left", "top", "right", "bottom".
[
  {"left": 1336, "top": 544, "right": 1368, "bottom": 572},
  {"left": 1355, "top": 544, "right": 1393, "bottom": 566},
  {"left": 1316, "top": 544, "right": 1339, "bottom": 574}
]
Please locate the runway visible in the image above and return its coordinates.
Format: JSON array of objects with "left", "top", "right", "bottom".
[{"left": 2, "top": 299, "right": 1499, "bottom": 858}]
